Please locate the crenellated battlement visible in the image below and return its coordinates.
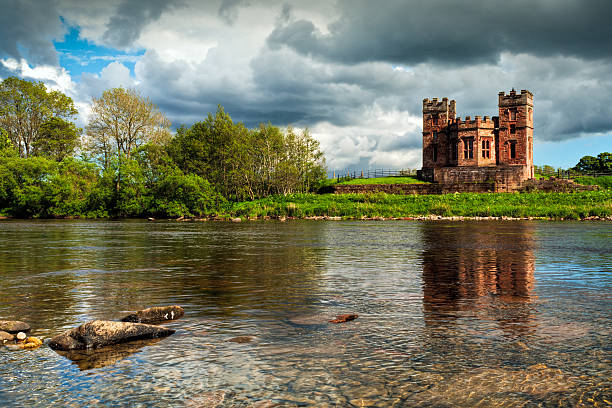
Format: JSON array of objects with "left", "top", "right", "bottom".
[
  {"left": 423, "top": 97, "right": 456, "bottom": 114},
  {"left": 450, "top": 115, "right": 495, "bottom": 128},
  {"left": 498, "top": 89, "right": 533, "bottom": 107}
]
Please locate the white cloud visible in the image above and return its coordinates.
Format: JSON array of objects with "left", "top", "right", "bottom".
[{"left": 1, "top": 58, "right": 76, "bottom": 94}]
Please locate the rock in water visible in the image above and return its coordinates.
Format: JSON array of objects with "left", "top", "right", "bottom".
[
  {"left": 0, "top": 320, "right": 31, "bottom": 333},
  {"left": 48, "top": 320, "right": 175, "bottom": 351},
  {"left": 0, "top": 330, "right": 14, "bottom": 343},
  {"left": 329, "top": 314, "right": 359, "bottom": 324},
  {"left": 120, "top": 305, "right": 184, "bottom": 324}
]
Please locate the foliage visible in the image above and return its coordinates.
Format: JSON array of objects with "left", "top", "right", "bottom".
[
  {"left": 0, "top": 76, "right": 77, "bottom": 158},
  {"left": 86, "top": 87, "right": 171, "bottom": 169},
  {"left": 573, "top": 152, "right": 612, "bottom": 173},
  {"left": 169, "top": 106, "right": 326, "bottom": 201},
  {"left": 336, "top": 176, "right": 428, "bottom": 185},
  {"left": 33, "top": 117, "right": 81, "bottom": 161},
  {"left": 0, "top": 156, "right": 98, "bottom": 218}
]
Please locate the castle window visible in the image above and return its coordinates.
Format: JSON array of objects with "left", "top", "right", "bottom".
[
  {"left": 433, "top": 144, "right": 438, "bottom": 162},
  {"left": 510, "top": 124, "right": 516, "bottom": 134},
  {"left": 482, "top": 139, "right": 491, "bottom": 159},
  {"left": 463, "top": 138, "right": 473, "bottom": 159},
  {"left": 432, "top": 114, "right": 438, "bottom": 125},
  {"left": 510, "top": 110, "right": 517, "bottom": 121},
  {"left": 452, "top": 141, "right": 458, "bottom": 160},
  {"left": 433, "top": 131, "right": 438, "bottom": 141},
  {"left": 509, "top": 140, "right": 516, "bottom": 159},
  {"left": 528, "top": 108, "right": 532, "bottom": 121}
]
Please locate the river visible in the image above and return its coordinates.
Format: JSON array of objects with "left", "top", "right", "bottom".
[{"left": 0, "top": 220, "right": 610, "bottom": 407}]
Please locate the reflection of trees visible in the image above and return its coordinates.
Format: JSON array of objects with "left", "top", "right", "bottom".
[
  {"left": 0, "top": 221, "right": 325, "bottom": 334},
  {"left": 0, "top": 221, "right": 83, "bottom": 334},
  {"left": 421, "top": 221, "right": 536, "bottom": 336}
]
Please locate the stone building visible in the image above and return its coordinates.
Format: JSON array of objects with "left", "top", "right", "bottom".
[{"left": 419, "top": 89, "right": 534, "bottom": 191}]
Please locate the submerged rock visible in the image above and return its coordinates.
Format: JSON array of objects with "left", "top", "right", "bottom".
[
  {"left": 120, "top": 305, "right": 184, "bottom": 324},
  {"left": 185, "top": 390, "right": 233, "bottom": 408},
  {"left": 48, "top": 320, "right": 175, "bottom": 351},
  {"left": 227, "top": 336, "right": 255, "bottom": 343},
  {"left": 0, "top": 320, "right": 31, "bottom": 333},
  {"left": 54, "top": 338, "right": 163, "bottom": 370},
  {"left": 329, "top": 314, "right": 359, "bottom": 324}
]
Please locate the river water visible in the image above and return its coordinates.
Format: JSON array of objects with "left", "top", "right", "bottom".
[{"left": 0, "top": 220, "right": 610, "bottom": 407}]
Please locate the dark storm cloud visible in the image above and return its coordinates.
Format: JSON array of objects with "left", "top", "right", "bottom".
[
  {"left": 218, "top": 0, "right": 249, "bottom": 25},
  {"left": 267, "top": 0, "right": 612, "bottom": 66},
  {"left": 102, "top": 0, "right": 183, "bottom": 48},
  {"left": 0, "top": 0, "right": 63, "bottom": 65}
]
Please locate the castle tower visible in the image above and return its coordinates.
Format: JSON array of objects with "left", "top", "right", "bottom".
[
  {"left": 497, "top": 89, "right": 534, "bottom": 177},
  {"left": 422, "top": 97, "right": 456, "bottom": 172}
]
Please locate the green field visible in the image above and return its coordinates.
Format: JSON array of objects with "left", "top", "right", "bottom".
[
  {"left": 228, "top": 190, "right": 612, "bottom": 220},
  {"left": 336, "top": 176, "right": 428, "bottom": 185}
]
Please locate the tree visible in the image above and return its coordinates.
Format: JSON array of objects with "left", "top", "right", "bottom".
[
  {"left": 0, "top": 76, "right": 77, "bottom": 158},
  {"left": 573, "top": 152, "right": 612, "bottom": 173},
  {"left": 169, "top": 106, "right": 327, "bottom": 200},
  {"left": 598, "top": 152, "right": 612, "bottom": 172},
  {"left": 86, "top": 87, "right": 171, "bottom": 194},
  {"left": 33, "top": 117, "right": 81, "bottom": 161},
  {"left": 86, "top": 87, "right": 171, "bottom": 166}
]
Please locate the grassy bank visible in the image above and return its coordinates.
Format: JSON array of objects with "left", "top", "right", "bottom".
[
  {"left": 574, "top": 175, "right": 612, "bottom": 189},
  {"left": 228, "top": 190, "right": 612, "bottom": 220}
]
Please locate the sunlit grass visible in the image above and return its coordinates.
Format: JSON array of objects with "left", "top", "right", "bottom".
[{"left": 228, "top": 190, "right": 612, "bottom": 220}]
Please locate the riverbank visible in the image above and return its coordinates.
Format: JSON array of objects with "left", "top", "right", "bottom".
[
  {"left": 1, "top": 190, "right": 610, "bottom": 221},
  {"left": 227, "top": 190, "right": 612, "bottom": 221}
]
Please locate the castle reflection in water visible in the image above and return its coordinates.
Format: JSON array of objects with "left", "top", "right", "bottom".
[{"left": 421, "top": 221, "right": 536, "bottom": 336}]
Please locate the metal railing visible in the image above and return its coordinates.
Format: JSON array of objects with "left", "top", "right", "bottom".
[{"left": 330, "top": 168, "right": 418, "bottom": 180}]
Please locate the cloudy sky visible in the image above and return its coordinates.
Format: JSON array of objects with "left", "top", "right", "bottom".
[{"left": 1, "top": 0, "right": 611, "bottom": 170}]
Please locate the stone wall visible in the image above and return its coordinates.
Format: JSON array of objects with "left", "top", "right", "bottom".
[{"left": 434, "top": 165, "right": 530, "bottom": 192}]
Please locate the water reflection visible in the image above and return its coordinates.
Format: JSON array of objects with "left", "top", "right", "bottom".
[
  {"left": 421, "top": 221, "right": 536, "bottom": 336},
  {"left": 54, "top": 338, "right": 164, "bottom": 370}
]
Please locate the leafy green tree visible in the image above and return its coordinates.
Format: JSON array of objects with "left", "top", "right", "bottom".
[
  {"left": 598, "top": 152, "right": 612, "bottom": 172},
  {"left": 169, "top": 106, "right": 326, "bottom": 201},
  {"left": 86, "top": 87, "right": 171, "bottom": 202},
  {"left": 573, "top": 152, "right": 612, "bottom": 173},
  {"left": 0, "top": 76, "right": 78, "bottom": 158},
  {"left": 573, "top": 155, "right": 599, "bottom": 173},
  {"left": 33, "top": 117, "right": 81, "bottom": 161},
  {"left": 86, "top": 87, "right": 171, "bottom": 166}
]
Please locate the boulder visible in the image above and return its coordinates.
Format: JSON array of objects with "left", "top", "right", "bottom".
[
  {"left": 329, "top": 314, "right": 358, "bottom": 324},
  {"left": 48, "top": 320, "right": 175, "bottom": 351},
  {"left": 0, "top": 320, "right": 31, "bottom": 333},
  {"left": 0, "top": 330, "right": 14, "bottom": 343},
  {"left": 120, "top": 305, "right": 184, "bottom": 324}
]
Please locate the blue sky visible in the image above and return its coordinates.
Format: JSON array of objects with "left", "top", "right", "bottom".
[
  {"left": 0, "top": 0, "right": 610, "bottom": 170},
  {"left": 54, "top": 25, "right": 143, "bottom": 79}
]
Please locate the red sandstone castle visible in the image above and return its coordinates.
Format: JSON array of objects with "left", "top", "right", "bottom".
[{"left": 420, "top": 89, "right": 534, "bottom": 191}]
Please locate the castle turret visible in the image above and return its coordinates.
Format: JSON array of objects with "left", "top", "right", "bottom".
[
  {"left": 422, "top": 97, "right": 456, "bottom": 172},
  {"left": 497, "top": 89, "right": 534, "bottom": 177}
]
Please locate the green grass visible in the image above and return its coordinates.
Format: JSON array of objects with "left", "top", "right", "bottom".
[
  {"left": 573, "top": 175, "right": 612, "bottom": 189},
  {"left": 336, "top": 176, "right": 429, "bottom": 185},
  {"left": 227, "top": 190, "right": 612, "bottom": 220}
]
